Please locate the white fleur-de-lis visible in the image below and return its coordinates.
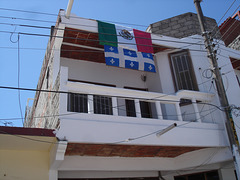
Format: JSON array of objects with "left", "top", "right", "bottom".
[
  {"left": 109, "top": 47, "right": 114, "bottom": 51},
  {"left": 130, "top": 62, "right": 134, "bottom": 67},
  {"left": 110, "top": 58, "right": 115, "bottom": 64},
  {"left": 148, "top": 65, "right": 153, "bottom": 71}
]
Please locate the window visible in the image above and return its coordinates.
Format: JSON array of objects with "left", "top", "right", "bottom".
[
  {"left": 67, "top": 93, "right": 88, "bottom": 113},
  {"left": 126, "top": 99, "right": 136, "bottom": 117},
  {"left": 46, "top": 68, "right": 49, "bottom": 89},
  {"left": 140, "top": 101, "right": 152, "bottom": 118},
  {"left": 93, "top": 95, "right": 113, "bottom": 115},
  {"left": 125, "top": 99, "right": 152, "bottom": 118},
  {"left": 170, "top": 51, "right": 198, "bottom": 91},
  {"left": 174, "top": 170, "right": 219, "bottom": 180},
  {"left": 124, "top": 87, "right": 152, "bottom": 118},
  {"left": 68, "top": 93, "right": 113, "bottom": 115}
]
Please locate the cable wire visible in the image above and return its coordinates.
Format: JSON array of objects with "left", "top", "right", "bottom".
[{"left": 17, "top": 33, "right": 24, "bottom": 126}]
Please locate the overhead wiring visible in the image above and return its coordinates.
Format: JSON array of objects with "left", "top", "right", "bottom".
[
  {"left": 0, "top": 103, "right": 218, "bottom": 122},
  {"left": 0, "top": 81, "right": 225, "bottom": 127},
  {"left": 0, "top": 7, "right": 149, "bottom": 28},
  {"left": 0, "top": 6, "right": 238, "bottom": 126},
  {"left": 0, "top": 22, "right": 206, "bottom": 47},
  {"left": 0, "top": 3, "right": 238, "bottom": 48},
  {"left": 176, "top": 2, "right": 239, "bottom": 57},
  {"left": 210, "top": 0, "right": 238, "bottom": 39},
  {"left": 0, "top": 106, "right": 219, "bottom": 146},
  {"left": 17, "top": 34, "right": 24, "bottom": 126},
  {"left": 0, "top": 85, "right": 225, "bottom": 111},
  {"left": 212, "top": 3, "right": 240, "bottom": 47},
  {"left": 9, "top": 28, "right": 24, "bottom": 126}
]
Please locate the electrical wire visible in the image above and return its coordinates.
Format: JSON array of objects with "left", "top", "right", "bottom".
[
  {"left": 0, "top": 102, "right": 218, "bottom": 122},
  {"left": 0, "top": 26, "right": 206, "bottom": 48},
  {"left": 0, "top": 3, "right": 238, "bottom": 49},
  {"left": 210, "top": 0, "right": 238, "bottom": 38},
  {"left": 0, "top": 85, "right": 225, "bottom": 112},
  {"left": 0, "top": 7, "right": 148, "bottom": 28},
  {"left": 0, "top": 6, "right": 236, "bottom": 125},
  {"left": 177, "top": 2, "right": 240, "bottom": 59},
  {"left": 211, "top": 3, "right": 240, "bottom": 39},
  {"left": 69, "top": 106, "right": 217, "bottom": 143},
  {"left": 0, "top": 4, "right": 238, "bottom": 146},
  {"left": 0, "top": 21, "right": 208, "bottom": 47},
  {"left": 9, "top": 28, "right": 24, "bottom": 126},
  {"left": 0, "top": 104, "right": 220, "bottom": 146},
  {"left": 175, "top": 147, "right": 223, "bottom": 176},
  {"left": 213, "top": 4, "right": 240, "bottom": 46},
  {"left": 0, "top": 129, "right": 65, "bottom": 145},
  {"left": 17, "top": 34, "right": 24, "bottom": 126}
]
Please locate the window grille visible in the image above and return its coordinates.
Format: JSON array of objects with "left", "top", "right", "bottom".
[
  {"left": 67, "top": 93, "right": 88, "bottom": 113},
  {"left": 170, "top": 51, "right": 198, "bottom": 91},
  {"left": 125, "top": 99, "right": 152, "bottom": 118},
  {"left": 93, "top": 95, "right": 113, "bottom": 115}
]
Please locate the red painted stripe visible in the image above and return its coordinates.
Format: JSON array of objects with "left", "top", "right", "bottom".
[{"left": 0, "top": 126, "right": 55, "bottom": 137}]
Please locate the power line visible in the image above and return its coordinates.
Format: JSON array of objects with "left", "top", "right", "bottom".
[
  {"left": 213, "top": 4, "right": 240, "bottom": 44},
  {"left": 0, "top": 105, "right": 219, "bottom": 146},
  {"left": 0, "top": 102, "right": 218, "bottom": 122},
  {"left": 17, "top": 34, "right": 24, "bottom": 126},
  {"left": 0, "top": 7, "right": 148, "bottom": 28},
  {"left": 177, "top": 2, "right": 239, "bottom": 53},
  {"left": 0, "top": 7, "right": 58, "bottom": 17},
  {"left": 0, "top": 45, "right": 211, "bottom": 56},
  {"left": 0, "top": 22, "right": 207, "bottom": 47},
  {"left": 211, "top": 0, "right": 238, "bottom": 38},
  {"left": 0, "top": 84, "right": 225, "bottom": 118}
]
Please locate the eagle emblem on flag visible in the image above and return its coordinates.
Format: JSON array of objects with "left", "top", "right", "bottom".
[{"left": 119, "top": 29, "right": 133, "bottom": 40}]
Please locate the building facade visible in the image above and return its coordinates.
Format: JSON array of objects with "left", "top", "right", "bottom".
[
  {"left": 219, "top": 11, "right": 240, "bottom": 51},
  {"left": 25, "top": 10, "right": 240, "bottom": 180},
  {"left": 0, "top": 126, "right": 59, "bottom": 180}
]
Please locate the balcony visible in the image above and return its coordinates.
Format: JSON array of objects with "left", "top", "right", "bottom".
[{"left": 56, "top": 66, "right": 227, "bottom": 152}]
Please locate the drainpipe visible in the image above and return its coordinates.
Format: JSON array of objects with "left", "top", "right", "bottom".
[{"left": 65, "top": 0, "right": 74, "bottom": 19}]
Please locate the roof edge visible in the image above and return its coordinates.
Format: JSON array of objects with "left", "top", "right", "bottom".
[{"left": 0, "top": 126, "right": 56, "bottom": 137}]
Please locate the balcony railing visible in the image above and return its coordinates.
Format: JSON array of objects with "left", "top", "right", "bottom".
[{"left": 64, "top": 78, "right": 216, "bottom": 124}]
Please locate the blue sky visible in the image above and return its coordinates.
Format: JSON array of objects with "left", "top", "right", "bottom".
[{"left": 0, "top": 0, "right": 239, "bottom": 127}]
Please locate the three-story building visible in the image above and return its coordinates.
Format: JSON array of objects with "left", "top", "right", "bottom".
[{"left": 25, "top": 10, "right": 240, "bottom": 180}]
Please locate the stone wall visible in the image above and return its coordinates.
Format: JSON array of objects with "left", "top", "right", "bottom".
[
  {"left": 147, "top": 12, "right": 221, "bottom": 39},
  {"left": 30, "top": 50, "right": 60, "bottom": 129}
]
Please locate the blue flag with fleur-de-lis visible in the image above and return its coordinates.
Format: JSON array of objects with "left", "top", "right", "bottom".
[{"left": 104, "top": 45, "right": 156, "bottom": 73}]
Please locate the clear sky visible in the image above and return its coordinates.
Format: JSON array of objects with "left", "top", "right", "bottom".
[{"left": 0, "top": 0, "right": 239, "bottom": 127}]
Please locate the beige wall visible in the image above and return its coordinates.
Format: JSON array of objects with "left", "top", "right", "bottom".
[{"left": 0, "top": 149, "right": 49, "bottom": 180}]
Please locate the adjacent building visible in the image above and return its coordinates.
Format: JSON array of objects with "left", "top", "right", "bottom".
[
  {"left": 219, "top": 11, "right": 240, "bottom": 51},
  {"left": 24, "top": 10, "right": 240, "bottom": 180},
  {"left": 0, "top": 126, "right": 61, "bottom": 180}
]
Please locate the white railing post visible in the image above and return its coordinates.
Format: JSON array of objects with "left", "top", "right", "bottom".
[
  {"left": 175, "top": 102, "right": 183, "bottom": 121},
  {"left": 134, "top": 99, "right": 142, "bottom": 118},
  {"left": 192, "top": 98, "right": 201, "bottom": 122},
  {"left": 155, "top": 101, "right": 163, "bottom": 120},
  {"left": 88, "top": 95, "right": 94, "bottom": 114},
  {"left": 112, "top": 97, "right": 118, "bottom": 116}
]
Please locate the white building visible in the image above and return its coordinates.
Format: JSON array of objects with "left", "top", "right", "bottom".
[{"left": 25, "top": 9, "right": 240, "bottom": 180}]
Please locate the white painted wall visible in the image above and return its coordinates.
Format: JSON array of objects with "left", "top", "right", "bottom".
[
  {"left": 60, "top": 58, "right": 161, "bottom": 92},
  {"left": 57, "top": 116, "right": 227, "bottom": 147},
  {"left": 219, "top": 168, "right": 237, "bottom": 180}
]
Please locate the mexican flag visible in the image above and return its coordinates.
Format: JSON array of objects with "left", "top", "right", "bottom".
[{"left": 98, "top": 21, "right": 154, "bottom": 53}]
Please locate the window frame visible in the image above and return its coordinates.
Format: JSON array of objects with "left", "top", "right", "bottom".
[{"left": 169, "top": 50, "right": 199, "bottom": 92}]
